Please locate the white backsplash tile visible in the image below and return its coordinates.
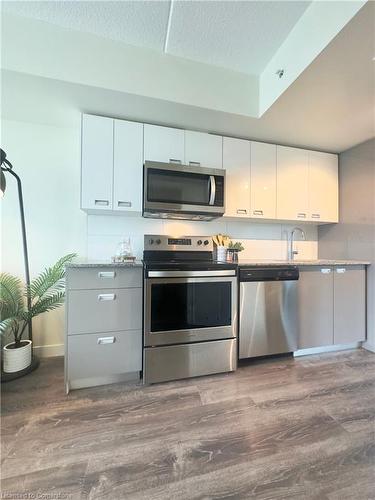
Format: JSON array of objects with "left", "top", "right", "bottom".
[{"left": 87, "top": 215, "right": 318, "bottom": 261}]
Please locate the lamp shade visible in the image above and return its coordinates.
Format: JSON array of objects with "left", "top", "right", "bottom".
[{"left": 0, "top": 170, "right": 5, "bottom": 197}]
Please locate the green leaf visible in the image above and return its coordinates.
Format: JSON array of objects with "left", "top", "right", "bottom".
[
  {"left": 0, "top": 317, "right": 19, "bottom": 335},
  {"left": 30, "top": 291, "right": 66, "bottom": 317},
  {"left": 28, "top": 253, "right": 76, "bottom": 300},
  {"left": 0, "top": 273, "right": 25, "bottom": 321}
]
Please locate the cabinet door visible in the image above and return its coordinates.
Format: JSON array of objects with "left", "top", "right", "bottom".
[
  {"left": 113, "top": 120, "right": 143, "bottom": 212},
  {"left": 185, "top": 131, "right": 222, "bottom": 169},
  {"left": 144, "top": 124, "right": 184, "bottom": 164},
  {"left": 223, "top": 137, "right": 250, "bottom": 217},
  {"left": 298, "top": 267, "right": 334, "bottom": 349},
  {"left": 309, "top": 151, "right": 338, "bottom": 222},
  {"left": 334, "top": 266, "right": 366, "bottom": 344},
  {"left": 277, "top": 146, "right": 309, "bottom": 221},
  {"left": 250, "top": 142, "right": 276, "bottom": 219},
  {"left": 81, "top": 114, "right": 113, "bottom": 210}
]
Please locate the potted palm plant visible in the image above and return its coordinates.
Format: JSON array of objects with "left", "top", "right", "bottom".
[{"left": 0, "top": 253, "right": 75, "bottom": 373}]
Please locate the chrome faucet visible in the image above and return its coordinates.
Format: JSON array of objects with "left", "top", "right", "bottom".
[{"left": 290, "top": 227, "right": 306, "bottom": 260}]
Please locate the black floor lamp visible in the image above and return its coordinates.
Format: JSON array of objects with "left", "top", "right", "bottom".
[{"left": 1, "top": 148, "right": 39, "bottom": 379}]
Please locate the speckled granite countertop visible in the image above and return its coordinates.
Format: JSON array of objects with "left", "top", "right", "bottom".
[
  {"left": 238, "top": 260, "right": 370, "bottom": 267},
  {"left": 66, "top": 261, "right": 143, "bottom": 268},
  {"left": 65, "top": 259, "right": 370, "bottom": 269}
]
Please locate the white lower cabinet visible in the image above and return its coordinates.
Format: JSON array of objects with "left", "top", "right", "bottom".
[
  {"left": 298, "top": 266, "right": 366, "bottom": 349},
  {"left": 65, "top": 267, "right": 143, "bottom": 392},
  {"left": 223, "top": 137, "right": 251, "bottom": 217}
]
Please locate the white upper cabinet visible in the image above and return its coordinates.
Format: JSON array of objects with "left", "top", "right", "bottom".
[
  {"left": 81, "top": 114, "right": 114, "bottom": 211},
  {"left": 185, "top": 131, "right": 223, "bottom": 169},
  {"left": 223, "top": 137, "right": 251, "bottom": 217},
  {"left": 113, "top": 120, "right": 144, "bottom": 212},
  {"left": 309, "top": 151, "right": 338, "bottom": 222},
  {"left": 144, "top": 124, "right": 184, "bottom": 164},
  {"left": 277, "top": 146, "right": 309, "bottom": 221},
  {"left": 250, "top": 142, "right": 277, "bottom": 219}
]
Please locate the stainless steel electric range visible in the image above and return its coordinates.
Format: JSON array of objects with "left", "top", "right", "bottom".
[{"left": 143, "top": 235, "right": 238, "bottom": 384}]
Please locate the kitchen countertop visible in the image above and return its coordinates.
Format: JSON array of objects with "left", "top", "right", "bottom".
[
  {"left": 238, "top": 259, "right": 370, "bottom": 267},
  {"left": 65, "top": 260, "right": 143, "bottom": 268},
  {"left": 66, "top": 259, "right": 370, "bottom": 269}
]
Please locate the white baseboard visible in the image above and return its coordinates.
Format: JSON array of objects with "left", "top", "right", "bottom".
[
  {"left": 33, "top": 344, "right": 64, "bottom": 358},
  {"left": 294, "top": 342, "right": 361, "bottom": 357},
  {"left": 362, "top": 341, "right": 375, "bottom": 353}
]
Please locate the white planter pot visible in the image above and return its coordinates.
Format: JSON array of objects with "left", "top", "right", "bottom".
[{"left": 3, "top": 340, "right": 32, "bottom": 373}]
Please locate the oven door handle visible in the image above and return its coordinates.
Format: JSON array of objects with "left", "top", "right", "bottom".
[
  {"left": 147, "top": 270, "right": 236, "bottom": 278},
  {"left": 209, "top": 175, "right": 216, "bottom": 206}
]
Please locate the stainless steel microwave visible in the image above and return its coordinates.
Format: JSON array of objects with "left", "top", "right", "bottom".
[{"left": 143, "top": 161, "right": 225, "bottom": 221}]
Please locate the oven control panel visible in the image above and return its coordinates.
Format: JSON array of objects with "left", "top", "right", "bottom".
[{"left": 144, "top": 235, "right": 213, "bottom": 252}]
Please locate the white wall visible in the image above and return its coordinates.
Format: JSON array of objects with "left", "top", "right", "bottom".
[{"left": 1, "top": 118, "right": 87, "bottom": 354}]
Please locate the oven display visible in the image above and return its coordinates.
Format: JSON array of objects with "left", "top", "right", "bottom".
[{"left": 168, "top": 238, "right": 192, "bottom": 246}]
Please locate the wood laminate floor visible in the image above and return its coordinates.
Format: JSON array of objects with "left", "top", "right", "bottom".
[{"left": 1, "top": 349, "right": 375, "bottom": 499}]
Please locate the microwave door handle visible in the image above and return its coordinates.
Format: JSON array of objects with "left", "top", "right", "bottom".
[{"left": 209, "top": 175, "right": 216, "bottom": 206}]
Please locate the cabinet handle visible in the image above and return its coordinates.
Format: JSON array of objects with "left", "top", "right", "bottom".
[
  {"left": 98, "top": 293, "right": 116, "bottom": 301},
  {"left": 118, "top": 201, "right": 132, "bottom": 208},
  {"left": 98, "top": 271, "right": 115, "bottom": 279},
  {"left": 336, "top": 268, "right": 346, "bottom": 273},
  {"left": 253, "top": 210, "right": 263, "bottom": 216},
  {"left": 297, "top": 213, "right": 306, "bottom": 218},
  {"left": 97, "top": 336, "right": 115, "bottom": 345},
  {"left": 237, "top": 209, "right": 247, "bottom": 214},
  {"left": 169, "top": 158, "right": 182, "bottom": 164},
  {"left": 311, "top": 213, "right": 320, "bottom": 219},
  {"left": 320, "top": 268, "right": 332, "bottom": 274},
  {"left": 188, "top": 161, "right": 201, "bottom": 166},
  {"left": 95, "top": 200, "right": 109, "bottom": 206}
]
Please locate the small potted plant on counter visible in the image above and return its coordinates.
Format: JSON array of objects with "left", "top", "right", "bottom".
[
  {"left": 0, "top": 253, "right": 75, "bottom": 374},
  {"left": 227, "top": 241, "right": 245, "bottom": 263}
]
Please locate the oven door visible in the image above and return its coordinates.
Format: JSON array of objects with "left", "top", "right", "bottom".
[
  {"left": 144, "top": 272, "right": 237, "bottom": 347},
  {"left": 143, "top": 161, "right": 225, "bottom": 216}
]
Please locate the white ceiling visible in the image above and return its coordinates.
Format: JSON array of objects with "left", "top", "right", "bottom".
[
  {"left": 2, "top": 0, "right": 311, "bottom": 75},
  {"left": 2, "top": 1, "right": 373, "bottom": 153}
]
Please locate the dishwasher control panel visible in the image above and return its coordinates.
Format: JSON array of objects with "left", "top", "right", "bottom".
[{"left": 239, "top": 266, "right": 299, "bottom": 282}]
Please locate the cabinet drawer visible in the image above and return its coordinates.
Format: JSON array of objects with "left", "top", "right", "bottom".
[
  {"left": 67, "top": 330, "right": 142, "bottom": 380},
  {"left": 67, "top": 288, "right": 142, "bottom": 334},
  {"left": 66, "top": 267, "right": 142, "bottom": 290}
]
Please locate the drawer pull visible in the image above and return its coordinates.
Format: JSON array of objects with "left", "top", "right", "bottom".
[
  {"left": 321, "top": 268, "right": 332, "bottom": 274},
  {"left": 311, "top": 213, "right": 320, "bottom": 219},
  {"left": 94, "top": 199, "right": 109, "bottom": 206},
  {"left": 297, "top": 213, "right": 306, "bottom": 218},
  {"left": 188, "top": 161, "right": 201, "bottom": 166},
  {"left": 98, "top": 293, "right": 116, "bottom": 301},
  {"left": 253, "top": 210, "right": 263, "bottom": 216},
  {"left": 98, "top": 271, "right": 116, "bottom": 279},
  {"left": 169, "top": 158, "right": 182, "bottom": 164},
  {"left": 336, "top": 268, "right": 346, "bottom": 273},
  {"left": 237, "top": 209, "right": 247, "bottom": 214},
  {"left": 118, "top": 201, "right": 132, "bottom": 208},
  {"left": 97, "top": 336, "right": 115, "bottom": 345}
]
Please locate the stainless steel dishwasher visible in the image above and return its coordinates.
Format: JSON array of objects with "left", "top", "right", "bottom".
[{"left": 239, "top": 266, "right": 299, "bottom": 359}]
